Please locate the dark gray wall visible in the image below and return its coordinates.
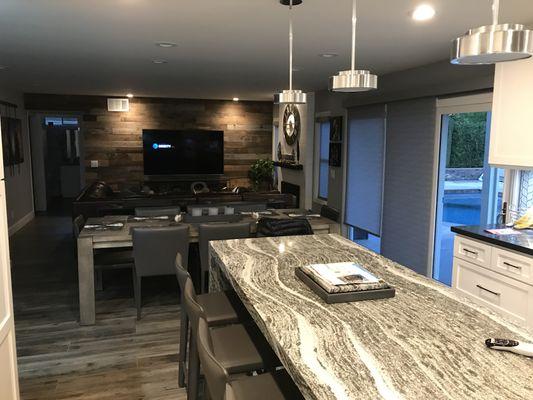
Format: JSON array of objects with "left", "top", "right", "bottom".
[
  {"left": 314, "top": 94, "right": 346, "bottom": 214},
  {"left": 380, "top": 98, "right": 437, "bottom": 275},
  {"left": 313, "top": 59, "right": 494, "bottom": 274},
  {"left": 1, "top": 90, "right": 34, "bottom": 233},
  {"left": 341, "top": 60, "right": 494, "bottom": 108}
]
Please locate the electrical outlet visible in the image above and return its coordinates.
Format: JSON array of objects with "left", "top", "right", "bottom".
[{"left": 90, "top": 160, "right": 99, "bottom": 168}]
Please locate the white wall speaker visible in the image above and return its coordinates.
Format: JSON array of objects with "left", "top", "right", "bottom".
[{"left": 107, "top": 98, "right": 129, "bottom": 112}]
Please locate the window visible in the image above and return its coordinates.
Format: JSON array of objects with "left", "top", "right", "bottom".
[
  {"left": 318, "top": 122, "right": 330, "bottom": 199},
  {"left": 433, "top": 103, "right": 505, "bottom": 286},
  {"left": 518, "top": 171, "right": 533, "bottom": 213},
  {"left": 508, "top": 170, "right": 533, "bottom": 222},
  {"left": 348, "top": 226, "right": 381, "bottom": 254},
  {"left": 44, "top": 116, "right": 79, "bottom": 127}
]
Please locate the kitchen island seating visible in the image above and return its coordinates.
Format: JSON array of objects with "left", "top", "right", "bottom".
[
  {"left": 198, "top": 222, "right": 252, "bottom": 293},
  {"left": 132, "top": 225, "right": 189, "bottom": 319},
  {"left": 197, "top": 317, "right": 304, "bottom": 400},
  {"left": 174, "top": 254, "right": 243, "bottom": 388},
  {"left": 182, "top": 276, "right": 280, "bottom": 400}
]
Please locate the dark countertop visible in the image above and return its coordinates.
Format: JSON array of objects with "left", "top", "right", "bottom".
[{"left": 451, "top": 224, "right": 533, "bottom": 256}]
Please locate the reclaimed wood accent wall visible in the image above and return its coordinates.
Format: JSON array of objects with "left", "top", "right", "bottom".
[{"left": 24, "top": 94, "right": 273, "bottom": 188}]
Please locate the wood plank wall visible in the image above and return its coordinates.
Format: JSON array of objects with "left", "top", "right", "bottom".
[{"left": 24, "top": 94, "right": 273, "bottom": 188}]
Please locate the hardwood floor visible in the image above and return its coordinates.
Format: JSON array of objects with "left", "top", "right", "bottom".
[{"left": 10, "top": 215, "right": 187, "bottom": 399}]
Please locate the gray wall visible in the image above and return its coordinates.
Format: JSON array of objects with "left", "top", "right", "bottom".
[
  {"left": 276, "top": 94, "right": 315, "bottom": 210},
  {"left": 314, "top": 93, "right": 346, "bottom": 215},
  {"left": 313, "top": 59, "right": 494, "bottom": 275},
  {"left": 380, "top": 98, "right": 437, "bottom": 275},
  {"left": 341, "top": 60, "right": 494, "bottom": 108},
  {"left": 0, "top": 90, "right": 34, "bottom": 233}
]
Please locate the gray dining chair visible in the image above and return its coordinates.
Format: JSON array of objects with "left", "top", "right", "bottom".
[
  {"left": 132, "top": 225, "right": 189, "bottom": 319},
  {"left": 197, "top": 317, "right": 303, "bottom": 400},
  {"left": 73, "top": 215, "right": 135, "bottom": 293},
  {"left": 198, "top": 222, "right": 252, "bottom": 293},
  {"left": 183, "top": 277, "right": 279, "bottom": 400},
  {"left": 174, "top": 254, "right": 243, "bottom": 388},
  {"left": 134, "top": 206, "right": 182, "bottom": 217}
]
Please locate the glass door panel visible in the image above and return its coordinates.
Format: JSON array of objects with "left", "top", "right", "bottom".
[{"left": 433, "top": 112, "right": 504, "bottom": 286}]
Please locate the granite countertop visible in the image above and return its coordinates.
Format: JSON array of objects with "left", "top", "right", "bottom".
[
  {"left": 210, "top": 234, "right": 533, "bottom": 400},
  {"left": 451, "top": 225, "right": 533, "bottom": 256}
]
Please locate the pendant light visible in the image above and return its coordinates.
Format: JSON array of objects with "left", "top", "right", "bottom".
[
  {"left": 329, "top": 0, "right": 377, "bottom": 92},
  {"left": 451, "top": 0, "right": 533, "bottom": 65},
  {"left": 274, "top": 0, "right": 307, "bottom": 104}
]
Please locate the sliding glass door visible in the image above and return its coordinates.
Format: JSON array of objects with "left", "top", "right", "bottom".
[{"left": 433, "top": 102, "right": 505, "bottom": 286}]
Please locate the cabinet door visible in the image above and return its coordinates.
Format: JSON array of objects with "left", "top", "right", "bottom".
[
  {"left": 0, "top": 183, "right": 20, "bottom": 400},
  {"left": 489, "top": 57, "right": 533, "bottom": 168},
  {"left": 453, "top": 257, "right": 532, "bottom": 327}
]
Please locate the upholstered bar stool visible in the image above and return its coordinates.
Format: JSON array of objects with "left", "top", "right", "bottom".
[
  {"left": 132, "top": 225, "right": 190, "bottom": 320},
  {"left": 175, "top": 256, "right": 244, "bottom": 388},
  {"left": 183, "top": 278, "right": 280, "bottom": 400},
  {"left": 197, "top": 317, "right": 304, "bottom": 400},
  {"left": 198, "top": 222, "right": 252, "bottom": 293}
]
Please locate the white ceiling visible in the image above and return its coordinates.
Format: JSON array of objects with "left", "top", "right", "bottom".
[{"left": 1, "top": 0, "right": 532, "bottom": 101}]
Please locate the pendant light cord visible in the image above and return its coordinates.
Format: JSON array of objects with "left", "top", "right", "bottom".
[
  {"left": 351, "top": 0, "right": 357, "bottom": 72},
  {"left": 289, "top": 0, "right": 293, "bottom": 90},
  {"left": 492, "top": 0, "right": 500, "bottom": 25}
]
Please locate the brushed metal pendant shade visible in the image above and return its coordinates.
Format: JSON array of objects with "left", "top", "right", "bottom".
[
  {"left": 275, "top": 0, "right": 306, "bottom": 104},
  {"left": 451, "top": 0, "right": 533, "bottom": 65},
  {"left": 330, "top": 0, "right": 377, "bottom": 92}
]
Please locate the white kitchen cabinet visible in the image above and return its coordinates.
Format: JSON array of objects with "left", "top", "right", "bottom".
[
  {"left": 489, "top": 57, "right": 533, "bottom": 169},
  {"left": 452, "top": 235, "right": 533, "bottom": 329}
]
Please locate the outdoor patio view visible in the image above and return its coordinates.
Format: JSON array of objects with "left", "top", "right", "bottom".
[{"left": 433, "top": 112, "right": 504, "bottom": 286}]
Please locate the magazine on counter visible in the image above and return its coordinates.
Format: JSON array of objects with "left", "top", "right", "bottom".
[{"left": 300, "top": 262, "right": 389, "bottom": 294}]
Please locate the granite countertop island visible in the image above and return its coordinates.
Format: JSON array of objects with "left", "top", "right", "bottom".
[
  {"left": 209, "top": 234, "right": 533, "bottom": 400},
  {"left": 451, "top": 224, "right": 533, "bottom": 256}
]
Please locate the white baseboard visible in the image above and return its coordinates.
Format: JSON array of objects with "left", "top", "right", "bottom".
[{"left": 8, "top": 211, "right": 35, "bottom": 236}]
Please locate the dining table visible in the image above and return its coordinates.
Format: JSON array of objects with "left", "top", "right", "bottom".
[
  {"left": 208, "top": 233, "right": 533, "bottom": 400},
  {"left": 76, "top": 209, "right": 340, "bottom": 325}
]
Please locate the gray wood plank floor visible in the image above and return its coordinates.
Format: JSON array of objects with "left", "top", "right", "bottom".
[{"left": 10, "top": 215, "right": 187, "bottom": 400}]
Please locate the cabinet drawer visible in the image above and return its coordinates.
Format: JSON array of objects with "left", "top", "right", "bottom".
[
  {"left": 454, "top": 236, "right": 492, "bottom": 268},
  {"left": 453, "top": 258, "right": 530, "bottom": 327},
  {"left": 491, "top": 247, "right": 533, "bottom": 285}
]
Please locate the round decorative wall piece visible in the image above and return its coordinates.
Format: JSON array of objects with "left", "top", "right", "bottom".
[{"left": 283, "top": 104, "right": 300, "bottom": 146}]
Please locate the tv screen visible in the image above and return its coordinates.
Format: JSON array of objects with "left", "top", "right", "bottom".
[{"left": 142, "top": 129, "right": 224, "bottom": 177}]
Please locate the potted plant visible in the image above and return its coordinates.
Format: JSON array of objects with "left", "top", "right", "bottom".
[{"left": 248, "top": 159, "right": 274, "bottom": 192}]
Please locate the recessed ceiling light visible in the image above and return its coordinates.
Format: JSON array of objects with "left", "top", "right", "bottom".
[
  {"left": 152, "top": 59, "right": 168, "bottom": 64},
  {"left": 320, "top": 53, "right": 338, "bottom": 58},
  {"left": 232, "top": 97, "right": 239, "bottom": 102},
  {"left": 126, "top": 93, "right": 134, "bottom": 98},
  {"left": 155, "top": 41, "right": 177, "bottom": 48},
  {"left": 412, "top": 4, "right": 436, "bottom": 21}
]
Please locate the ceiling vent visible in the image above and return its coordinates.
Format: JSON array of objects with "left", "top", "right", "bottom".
[{"left": 107, "top": 98, "right": 130, "bottom": 112}]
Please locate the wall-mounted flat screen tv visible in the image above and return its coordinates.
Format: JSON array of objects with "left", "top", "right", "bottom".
[{"left": 142, "top": 129, "right": 224, "bottom": 178}]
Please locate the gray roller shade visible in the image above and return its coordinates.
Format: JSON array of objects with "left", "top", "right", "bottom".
[
  {"left": 381, "top": 97, "right": 437, "bottom": 276},
  {"left": 345, "top": 105, "right": 386, "bottom": 236}
]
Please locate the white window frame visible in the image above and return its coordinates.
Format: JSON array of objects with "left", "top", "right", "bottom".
[
  {"left": 428, "top": 92, "right": 512, "bottom": 277},
  {"left": 313, "top": 112, "right": 331, "bottom": 205},
  {"left": 506, "top": 169, "right": 533, "bottom": 222}
]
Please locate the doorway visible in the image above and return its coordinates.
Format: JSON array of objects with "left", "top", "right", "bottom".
[
  {"left": 29, "top": 114, "right": 84, "bottom": 213},
  {"left": 433, "top": 97, "right": 505, "bottom": 286}
]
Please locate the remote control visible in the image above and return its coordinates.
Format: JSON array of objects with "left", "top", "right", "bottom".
[{"left": 485, "top": 338, "right": 533, "bottom": 357}]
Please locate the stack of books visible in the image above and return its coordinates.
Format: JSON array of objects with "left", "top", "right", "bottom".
[{"left": 296, "top": 262, "right": 395, "bottom": 303}]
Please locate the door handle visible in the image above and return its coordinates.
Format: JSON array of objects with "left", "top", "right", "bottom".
[
  {"left": 476, "top": 284, "right": 501, "bottom": 297},
  {"left": 463, "top": 248, "right": 478, "bottom": 256}
]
